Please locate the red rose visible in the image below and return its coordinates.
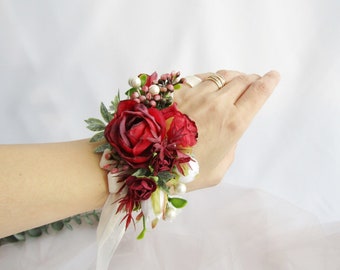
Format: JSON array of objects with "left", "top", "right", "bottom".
[
  {"left": 125, "top": 176, "right": 157, "bottom": 201},
  {"left": 105, "top": 100, "right": 166, "bottom": 168},
  {"left": 162, "top": 103, "right": 198, "bottom": 147}
]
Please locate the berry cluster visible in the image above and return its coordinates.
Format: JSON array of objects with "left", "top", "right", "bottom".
[{"left": 127, "top": 71, "right": 184, "bottom": 109}]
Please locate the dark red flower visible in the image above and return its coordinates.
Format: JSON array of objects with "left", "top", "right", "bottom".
[
  {"left": 126, "top": 176, "right": 157, "bottom": 201},
  {"left": 117, "top": 176, "right": 157, "bottom": 229},
  {"left": 104, "top": 100, "right": 166, "bottom": 168},
  {"left": 162, "top": 103, "right": 198, "bottom": 147}
]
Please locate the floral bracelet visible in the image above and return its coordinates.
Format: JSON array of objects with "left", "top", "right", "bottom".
[{"left": 85, "top": 71, "right": 199, "bottom": 269}]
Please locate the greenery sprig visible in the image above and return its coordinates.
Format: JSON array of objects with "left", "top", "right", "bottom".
[{"left": 0, "top": 210, "right": 101, "bottom": 246}]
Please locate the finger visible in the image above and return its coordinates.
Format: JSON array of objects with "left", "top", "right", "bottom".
[
  {"left": 235, "top": 70, "right": 280, "bottom": 121},
  {"left": 218, "top": 74, "right": 261, "bottom": 102},
  {"left": 195, "top": 70, "right": 244, "bottom": 92}
]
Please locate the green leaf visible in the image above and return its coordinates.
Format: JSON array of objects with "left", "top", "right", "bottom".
[
  {"left": 90, "top": 131, "right": 105, "bottom": 142},
  {"left": 84, "top": 214, "right": 94, "bottom": 225},
  {"left": 132, "top": 168, "right": 149, "bottom": 177},
  {"left": 168, "top": 197, "right": 187, "bottom": 208},
  {"left": 125, "top": 87, "right": 137, "bottom": 97},
  {"left": 51, "top": 221, "right": 64, "bottom": 231},
  {"left": 85, "top": 118, "right": 106, "bottom": 131},
  {"left": 73, "top": 215, "right": 82, "bottom": 225},
  {"left": 174, "top": 83, "right": 181, "bottom": 90},
  {"left": 137, "top": 215, "right": 146, "bottom": 240},
  {"left": 91, "top": 211, "right": 100, "bottom": 221},
  {"left": 139, "top": 74, "right": 148, "bottom": 87},
  {"left": 100, "top": 102, "right": 113, "bottom": 123},
  {"left": 64, "top": 222, "right": 73, "bottom": 230},
  {"left": 27, "top": 228, "right": 42, "bottom": 237},
  {"left": 158, "top": 171, "right": 174, "bottom": 183},
  {"left": 110, "top": 93, "right": 120, "bottom": 112},
  {"left": 94, "top": 143, "right": 111, "bottom": 153},
  {"left": 13, "top": 232, "right": 26, "bottom": 241}
]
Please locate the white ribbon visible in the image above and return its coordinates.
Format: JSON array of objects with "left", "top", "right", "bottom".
[{"left": 96, "top": 173, "right": 126, "bottom": 270}]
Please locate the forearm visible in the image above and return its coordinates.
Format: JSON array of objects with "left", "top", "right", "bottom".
[{"left": 0, "top": 139, "right": 108, "bottom": 238}]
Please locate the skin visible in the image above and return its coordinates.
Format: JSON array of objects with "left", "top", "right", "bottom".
[{"left": 0, "top": 69, "right": 280, "bottom": 237}]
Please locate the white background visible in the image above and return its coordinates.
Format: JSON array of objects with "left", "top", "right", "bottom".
[{"left": 1, "top": 0, "right": 340, "bottom": 269}]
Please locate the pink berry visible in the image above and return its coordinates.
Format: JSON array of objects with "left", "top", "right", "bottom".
[
  {"left": 146, "top": 93, "right": 152, "bottom": 100},
  {"left": 139, "top": 95, "right": 146, "bottom": 102},
  {"left": 154, "top": 94, "right": 161, "bottom": 101},
  {"left": 150, "top": 100, "right": 156, "bottom": 107},
  {"left": 131, "top": 92, "right": 139, "bottom": 99}
]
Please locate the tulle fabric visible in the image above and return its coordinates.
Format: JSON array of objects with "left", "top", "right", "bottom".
[{"left": 1, "top": 184, "right": 339, "bottom": 270}]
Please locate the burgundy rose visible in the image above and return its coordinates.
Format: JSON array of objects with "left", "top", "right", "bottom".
[
  {"left": 104, "top": 100, "right": 166, "bottom": 168},
  {"left": 126, "top": 176, "right": 157, "bottom": 201},
  {"left": 162, "top": 103, "right": 198, "bottom": 147},
  {"left": 117, "top": 175, "right": 157, "bottom": 229}
]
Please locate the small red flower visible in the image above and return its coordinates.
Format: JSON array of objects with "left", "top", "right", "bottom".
[
  {"left": 162, "top": 103, "right": 198, "bottom": 147},
  {"left": 126, "top": 176, "right": 157, "bottom": 201},
  {"left": 117, "top": 176, "right": 157, "bottom": 229}
]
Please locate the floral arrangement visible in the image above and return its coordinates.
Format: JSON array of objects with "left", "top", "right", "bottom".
[{"left": 85, "top": 71, "right": 199, "bottom": 238}]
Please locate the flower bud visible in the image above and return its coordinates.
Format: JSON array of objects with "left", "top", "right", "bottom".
[
  {"left": 167, "top": 84, "right": 174, "bottom": 91},
  {"left": 128, "top": 77, "right": 142, "bottom": 88},
  {"left": 149, "top": 85, "right": 160, "bottom": 95}
]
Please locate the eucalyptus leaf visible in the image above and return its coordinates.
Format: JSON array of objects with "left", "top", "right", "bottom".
[
  {"left": 91, "top": 211, "right": 100, "bottom": 222},
  {"left": 51, "top": 221, "right": 64, "bottom": 231},
  {"left": 110, "top": 93, "right": 120, "bottom": 112},
  {"left": 27, "top": 228, "right": 42, "bottom": 237},
  {"left": 132, "top": 168, "right": 149, "bottom": 177},
  {"left": 73, "top": 215, "right": 82, "bottom": 225},
  {"left": 84, "top": 215, "right": 94, "bottom": 225},
  {"left": 100, "top": 102, "right": 113, "bottom": 123},
  {"left": 168, "top": 197, "right": 187, "bottom": 208},
  {"left": 85, "top": 118, "right": 106, "bottom": 131},
  {"left": 64, "top": 222, "right": 73, "bottom": 230},
  {"left": 90, "top": 131, "right": 105, "bottom": 142},
  {"left": 158, "top": 171, "right": 174, "bottom": 182},
  {"left": 94, "top": 143, "right": 111, "bottom": 153},
  {"left": 13, "top": 232, "right": 26, "bottom": 241}
]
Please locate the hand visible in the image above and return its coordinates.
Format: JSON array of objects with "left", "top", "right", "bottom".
[{"left": 174, "top": 70, "right": 280, "bottom": 190}]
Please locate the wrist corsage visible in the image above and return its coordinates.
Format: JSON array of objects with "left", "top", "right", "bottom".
[{"left": 86, "top": 71, "right": 199, "bottom": 269}]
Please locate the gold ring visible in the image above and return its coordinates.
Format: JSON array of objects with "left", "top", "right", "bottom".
[
  {"left": 207, "top": 74, "right": 226, "bottom": 89},
  {"left": 184, "top": 75, "right": 202, "bottom": 88}
]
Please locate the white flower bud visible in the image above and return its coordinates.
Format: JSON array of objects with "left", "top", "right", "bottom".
[
  {"left": 128, "top": 77, "right": 141, "bottom": 88},
  {"left": 178, "top": 157, "right": 199, "bottom": 184},
  {"left": 141, "top": 189, "right": 165, "bottom": 223},
  {"left": 149, "top": 85, "right": 160, "bottom": 95}
]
